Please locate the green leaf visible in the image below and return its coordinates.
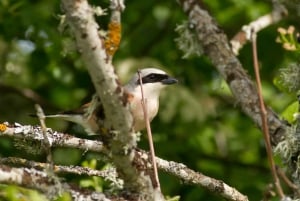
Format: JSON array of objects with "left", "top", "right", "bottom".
[{"left": 281, "top": 101, "right": 299, "bottom": 123}]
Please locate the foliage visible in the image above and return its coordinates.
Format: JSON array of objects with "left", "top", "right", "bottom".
[
  {"left": 80, "top": 159, "right": 104, "bottom": 192},
  {"left": 0, "top": 185, "right": 48, "bottom": 201},
  {"left": 0, "top": 0, "right": 298, "bottom": 200}
]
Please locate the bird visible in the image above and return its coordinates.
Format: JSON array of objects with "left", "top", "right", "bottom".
[{"left": 38, "top": 68, "right": 178, "bottom": 135}]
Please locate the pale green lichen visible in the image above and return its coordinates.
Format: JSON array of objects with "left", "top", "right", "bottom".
[
  {"left": 275, "top": 116, "right": 300, "bottom": 183},
  {"left": 277, "top": 63, "right": 300, "bottom": 93},
  {"left": 274, "top": 125, "right": 298, "bottom": 161},
  {"left": 175, "top": 21, "right": 203, "bottom": 59}
]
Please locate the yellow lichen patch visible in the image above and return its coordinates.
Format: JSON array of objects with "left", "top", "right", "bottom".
[
  {"left": 104, "top": 21, "right": 121, "bottom": 56},
  {"left": 0, "top": 123, "right": 7, "bottom": 132}
]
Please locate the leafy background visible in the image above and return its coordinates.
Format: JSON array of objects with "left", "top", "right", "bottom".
[{"left": 0, "top": 0, "right": 297, "bottom": 200}]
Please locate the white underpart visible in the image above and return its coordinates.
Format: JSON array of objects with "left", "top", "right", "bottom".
[
  {"left": 124, "top": 68, "right": 168, "bottom": 131},
  {"left": 125, "top": 82, "right": 166, "bottom": 131}
]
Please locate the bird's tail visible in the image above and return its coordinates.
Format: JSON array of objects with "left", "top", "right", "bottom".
[{"left": 29, "top": 114, "right": 82, "bottom": 124}]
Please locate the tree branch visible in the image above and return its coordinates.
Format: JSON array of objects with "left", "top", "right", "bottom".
[
  {"left": 61, "top": 0, "right": 159, "bottom": 198},
  {"left": 230, "top": 3, "right": 287, "bottom": 55},
  {"left": 135, "top": 149, "right": 249, "bottom": 201},
  {"left": 0, "top": 157, "right": 123, "bottom": 189},
  {"left": 178, "top": 0, "right": 287, "bottom": 146},
  {"left": 0, "top": 123, "right": 248, "bottom": 201},
  {"left": 0, "top": 164, "right": 123, "bottom": 201}
]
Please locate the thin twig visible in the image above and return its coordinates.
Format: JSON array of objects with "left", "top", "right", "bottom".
[
  {"left": 137, "top": 70, "right": 161, "bottom": 190},
  {"left": 0, "top": 156, "right": 123, "bottom": 189},
  {"left": 251, "top": 30, "right": 285, "bottom": 198},
  {"left": 35, "top": 104, "right": 53, "bottom": 167},
  {"left": 277, "top": 167, "right": 300, "bottom": 196},
  {"left": 0, "top": 164, "right": 114, "bottom": 200}
]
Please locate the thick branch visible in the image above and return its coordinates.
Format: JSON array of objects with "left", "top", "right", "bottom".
[
  {"left": 179, "top": 0, "right": 287, "bottom": 145},
  {"left": 61, "top": 0, "right": 157, "bottom": 197}
]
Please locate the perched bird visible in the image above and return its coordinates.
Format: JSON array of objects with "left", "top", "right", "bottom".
[{"left": 39, "top": 68, "right": 177, "bottom": 134}]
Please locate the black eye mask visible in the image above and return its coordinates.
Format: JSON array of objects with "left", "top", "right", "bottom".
[{"left": 136, "top": 73, "right": 170, "bottom": 85}]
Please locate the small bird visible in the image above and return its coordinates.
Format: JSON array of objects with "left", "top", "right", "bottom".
[{"left": 39, "top": 68, "right": 177, "bottom": 134}]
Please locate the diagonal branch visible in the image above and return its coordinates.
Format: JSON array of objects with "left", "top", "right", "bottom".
[
  {"left": 61, "top": 0, "right": 159, "bottom": 198},
  {"left": 156, "top": 158, "right": 248, "bottom": 201},
  {"left": 178, "top": 0, "right": 287, "bottom": 146}
]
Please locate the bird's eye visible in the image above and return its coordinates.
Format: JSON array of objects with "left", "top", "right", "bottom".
[
  {"left": 137, "top": 73, "right": 167, "bottom": 85},
  {"left": 148, "top": 74, "right": 156, "bottom": 79}
]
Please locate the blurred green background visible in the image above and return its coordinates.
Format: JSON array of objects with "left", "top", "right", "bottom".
[{"left": 0, "top": 0, "right": 298, "bottom": 200}]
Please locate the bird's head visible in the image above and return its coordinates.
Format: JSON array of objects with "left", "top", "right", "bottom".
[{"left": 125, "top": 68, "right": 178, "bottom": 97}]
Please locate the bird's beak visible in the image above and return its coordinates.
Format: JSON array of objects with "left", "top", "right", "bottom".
[{"left": 161, "top": 76, "right": 178, "bottom": 85}]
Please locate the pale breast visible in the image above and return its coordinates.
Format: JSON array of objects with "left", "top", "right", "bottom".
[{"left": 129, "top": 97, "right": 159, "bottom": 131}]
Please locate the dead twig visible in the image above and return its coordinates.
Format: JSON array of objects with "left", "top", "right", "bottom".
[
  {"left": 35, "top": 104, "right": 53, "bottom": 167},
  {"left": 277, "top": 167, "right": 300, "bottom": 196},
  {"left": 137, "top": 70, "right": 161, "bottom": 190},
  {"left": 251, "top": 30, "right": 284, "bottom": 198}
]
